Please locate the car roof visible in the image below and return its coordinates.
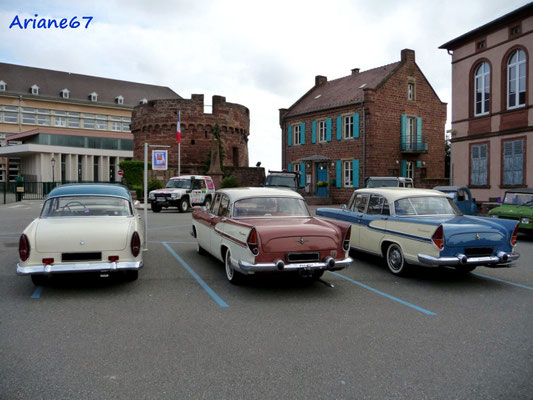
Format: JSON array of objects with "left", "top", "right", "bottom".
[
  {"left": 367, "top": 176, "right": 412, "bottom": 180},
  {"left": 504, "top": 188, "right": 533, "bottom": 194},
  {"left": 217, "top": 187, "right": 304, "bottom": 201},
  {"left": 433, "top": 186, "right": 465, "bottom": 191},
  {"left": 170, "top": 175, "right": 212, "bottom": 180},
  {"left": 47, "top": 183, "right": 132, "bottom": 200},
  {"left": 355, "top": 187, "right": 446, "bottom": 200}
]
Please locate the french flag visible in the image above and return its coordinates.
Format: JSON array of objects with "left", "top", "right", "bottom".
[{"left": 176, "top": 111, "right": 181, "bottom": 143}]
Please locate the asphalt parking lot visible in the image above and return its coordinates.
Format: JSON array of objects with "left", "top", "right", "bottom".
[{"left": 0, "top": 200, "right": 532, "bottom": 400}]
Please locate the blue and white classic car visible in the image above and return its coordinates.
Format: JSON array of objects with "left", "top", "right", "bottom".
[{"left": 316, "top": 188, "right": 520, "bottom": 275}]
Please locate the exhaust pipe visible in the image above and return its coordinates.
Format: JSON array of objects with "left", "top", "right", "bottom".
[
  {"left": 497, "top": 251, "right": 509, "bottom": 262},
  {"left": 325, "top": 257, "right": 335, "bottom": 269},
  {"left": 274, "top": 259, "right": 285, "bottom": 271},
  {"left": 456, "top": 254, "right": 468, "bottom": 264}
]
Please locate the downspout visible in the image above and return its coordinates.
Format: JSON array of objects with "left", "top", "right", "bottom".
[{"left": 362, "top": 103, "right": 366, "bottom": 185}]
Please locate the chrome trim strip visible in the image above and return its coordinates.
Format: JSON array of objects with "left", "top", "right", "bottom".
[
  {"left": 17, "top": 260, "right": 143, "bottom": 275},
  {"left": 417, "top": 252, "right": 519, "bottom": 267},
  {"left": 237, "top": 256, "right": 352, "bottom": 273}
]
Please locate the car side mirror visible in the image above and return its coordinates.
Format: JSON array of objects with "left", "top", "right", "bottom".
[{"left": 340, "top": 204, "right": 347, "bottom": 210}]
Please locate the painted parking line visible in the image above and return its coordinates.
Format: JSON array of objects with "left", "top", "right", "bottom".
[
  {"left": 148, "top": 224, "right": 191, "bottom": 232},
  {"left": 162, "top": 241, "right": 229, "bottom": 308},
  {"left": 329, "top": 272, "right": 437, "bottom": 316},
  {"left": 149, "top": 240, "right": 196, "bottom": 245},
  {"left": 472, "top": 272, "right": 533, "bottom": 291},
  {"left": 31, "top": 286, "right": 43, "bottom": 299}
]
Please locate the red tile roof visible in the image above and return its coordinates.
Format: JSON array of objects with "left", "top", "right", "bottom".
[{"left": 285, "top": 62, "right": 400, "bottom": 117}]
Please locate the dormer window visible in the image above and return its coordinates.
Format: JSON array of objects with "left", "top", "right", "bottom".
[
  {"left": 115, "top": 95, "right": 124, "bottom": 105},
  {"left": 60, "top": 88, "right": 70, "bottom": 99},
  {"left": 31, "top": 84, "right": 39, "bottom": 95},
  {"left": 139, "top": 98, "right": 148, "bottom": 104},
  {"left": 0, "top": 80, "right": 6, "bottom": 92},
  {"left": 89, "top": 92, "right": 98, "bottom": 102}
]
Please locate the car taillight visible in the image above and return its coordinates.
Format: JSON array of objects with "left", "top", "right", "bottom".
[
  {"left": 42, "top": 258, "right": 54, "bottom": 265},
  {"left": 247, "top": 227, "right": 259, "bottom": 256},
  {"left": 19, "top": 234, "right": 30, "bottom": 262},
  {"left": 343, "top": 226, "right": 351, "bottom": 252},
  {"left": 108, "top": 255, "right": 120, "bottom": 262},
  {"left": 510, "top": 223, "right": 519, "bottom": 246},
  {"left": 432, "top": 225, "right": 444, "bottom": 250},
  {"left": 131, "top": 232, "right": 141, "bottom": 257}
]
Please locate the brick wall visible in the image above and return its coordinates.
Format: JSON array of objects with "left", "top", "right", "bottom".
[{"left": 131, "top": 95, "right": 250, "bottom": 170}]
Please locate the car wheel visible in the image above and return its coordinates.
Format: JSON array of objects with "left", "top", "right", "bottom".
[
  {"left": 179, "top": 198, "right": 189, "bottom": 213},
  {"left": 124, "top": 270, "right": 139, "bottom": 281},
  {"left": 31, "top": 274, "right": 48, "bottom": 286},
  {"left": 386, "top": 243, "right": 408, "bottom": 276},
  {"left": 204, "top": 197, "right": 212, "bottom": 210},
  {"left": 196, "top": 241, "right": 207, "bottom": 255},
  {"left": 225, "top": 250, "right": 244, "bottom": 284},
  {"left": 151, "top": 203, "right": 161, "bottom": 213}
]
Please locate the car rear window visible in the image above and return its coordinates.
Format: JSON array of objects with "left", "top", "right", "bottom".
[
  {"left": 394, "top": 196, "right": 460, "bottom": 216},
  {"left": 233, "top": 197, "right": 309, "bottom": 218},
  {"left": 41, "top": 196, "right": 132, "bottom": 217}
]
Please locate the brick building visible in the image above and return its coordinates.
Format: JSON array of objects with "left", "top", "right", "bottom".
[
  {"left": 131, "top": 94, "right": 265, "bottom": 187},
  {"left": 279, "top": 49, "right": 447, "bottom": 204},
  {"left": 440, "top": 4, "right": 533, "bottom": 202}
]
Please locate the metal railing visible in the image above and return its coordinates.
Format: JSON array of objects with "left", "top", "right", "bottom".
[{"left": 400, "top": 137, "right": 428, "bottom": 153}]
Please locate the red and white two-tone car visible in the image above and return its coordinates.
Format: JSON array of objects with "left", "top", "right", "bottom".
[{"left": 191, "top": 187, "right": 353, "bottom": 283}]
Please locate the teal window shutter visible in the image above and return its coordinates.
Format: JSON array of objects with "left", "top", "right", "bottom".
[
  {"left": 326, "top": 118, "right": 332, "bottom": 142},
  {"left": 336, "top": 160, "right": 342, "bottom": 188},
  {"left": 312, "top": 121, "right": 317, "bottom": 143},
  {"left": 352, "top": 159, "right": 360, "bottom": 188},
  {"left": 400, "top": 160, "right": 407, "bottom": 177},
  {"left": 354, "top": 113, "right": 360, "bottom": 138},
  {"left": 416, "top": 160, "right": 422, "bottom": 168},
  {"left": 287, "top": 163, "right": 292, "bottom": 172},
  {"left": 336, "top": 116, "right": 342, "bottom": 140},
  {"left": 288, "top": 125, "right": 292, "bottom": 147},
  {"left": 301, "top": 123, "right": 306, "bottom": 145},
  {"left": 300, "top": 162, "right": 306, "bottom": 187},
  {"left": 400, "top": 115, "right": 407, "bottom": 148},
  {"left": 416, "top": 117, "right": 422, "bottom": 146}
]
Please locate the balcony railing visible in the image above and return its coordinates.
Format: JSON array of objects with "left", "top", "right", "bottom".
[{"left": 400, "top": 137, "right": 428, "bottom": 153}]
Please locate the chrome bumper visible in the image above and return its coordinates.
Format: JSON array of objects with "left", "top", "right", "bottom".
[
  {"left": 237, "top": 256, "right": 352, "bottom": 274},
  {"left": 417, "top": 251, "right": 519, "bottom": 267},
  {"left": 17, "top": 260, "right": 143, "bottom": 276}
]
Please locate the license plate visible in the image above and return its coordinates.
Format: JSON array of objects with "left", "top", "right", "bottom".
[
  {"left": 156, "top": 198, "right": 166, "bottom": 202},
  {"left": 295, "top": 262, "right": 321, "bottom": 269}
]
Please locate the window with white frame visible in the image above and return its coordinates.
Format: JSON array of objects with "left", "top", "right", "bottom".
[
  {"left": 407, "top": 82, "right": 415, "bottom": 101},
  {"left": 31, "top": 85, "right": 39, "bottom": 95},
  {"left": 95, "top": 115, "right": 107, "bottom": 130},
  {"left": 344, "top": 115, "right": 353, "bottom": 139},
  {"left": 406, "top": 161, "right": 413, "bottom": 179},
  {"left": 474, "top": 62, "right": 490, "bottom": 115},
  {"left": 139, "top": 98, "right": 148, "bottom": 104},
  {"left": 507, "top": 49, "right": 526, "bottom": 109},
  {"left": 53, "top": 110, "right": 66, "bottom": 127},
  {"left": 319, "top": 120, "right": 327, "bottom": 142},
  {"left": 22, "top": 108, "right": 36, "bottom": 125},
  {"left": 3, "top": 105, "right": 18, "bottom": 123},
  {"left": 122, "top": 117, "right": 131, "bottom": 132},
  {"left": 503, "top": 139, "right": 524, "bottom": 186},
  {"left": 293, "top": 163, "right": 300, "bottom": 174},
  {"left": 343, "top": 160, "right": 353, "bottom": 187},
  {"left": 405, "top": 117, "right": 416, "bottom": 149},
  {"left": 471, "top": 144, "right": 488, "bottom": 185},
  {"left": 61, "top": 88, "right": 70, "bottom": 99},
  {"left": 293, "top": 124, "right": 301, "bottom": 145},
  {"left": 0, "top": 81, "right": 6, "bottom": 91},
  {"left": 89, "top": 92, "right": 98, "bottom": 102},
  {"left": 115, "top": 95, "right": 124, "bottom": 105}
]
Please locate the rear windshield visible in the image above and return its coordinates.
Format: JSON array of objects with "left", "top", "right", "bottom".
[
  {"left": 394, "top": 196, "right": 461, "bottom": 216},
  {"left": 366, "top": 179, "right": 398, "bottom": 188},
  {"left": 503, "top": 192, "right": 533, "bottom": 206},
  {"left": 265, "top": 175, "right": 298, "bottom": 189},
  {"left": 166, "top": 179, "right": 191, "bottom": 189},
  {"left": 41, "top": 196, "right": 132, "bottom": 217},
  {"left": 233, "top": 197, "right": 309, "bottom": 218}
]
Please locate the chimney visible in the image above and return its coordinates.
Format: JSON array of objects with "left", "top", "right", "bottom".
[
  {"left": 351, "top": 68, "right": 360, "bottom": 75},
  {"left": 315, "top": 75, "right": 327, "bottom": 86},
  {"left": 401, "top": 49, "right": 415, "bottom": 63}
]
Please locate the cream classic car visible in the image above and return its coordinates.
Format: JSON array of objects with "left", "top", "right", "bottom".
[
  {"left": 192, "top": 187, "right": 352, "bottom": 284},
  {"left": 17, "top": 184, "right": 145, "bottom": 285},
  {"left": 317, "top": 188, "right": 519, "bottom": 276}
]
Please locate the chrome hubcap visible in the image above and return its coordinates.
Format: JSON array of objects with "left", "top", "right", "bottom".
[
  {"left": 225, "top": 253, "right": 233, "bottom": 279},
  {"left": 389, "top": 248, "right": 402, "bottom": 271}
]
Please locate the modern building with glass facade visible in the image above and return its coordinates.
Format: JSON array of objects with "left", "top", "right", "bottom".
[{"left": 0, "top": 62, "right": 180, "bottom": 182}]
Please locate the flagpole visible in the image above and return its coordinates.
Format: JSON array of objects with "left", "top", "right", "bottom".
[{"left": 178, "top": 111, "right": 181, "bottom": 176}]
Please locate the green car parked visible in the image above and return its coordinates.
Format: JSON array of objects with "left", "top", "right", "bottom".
[{"left": 488, "top": 188, "right": 533, "bottom": 234}]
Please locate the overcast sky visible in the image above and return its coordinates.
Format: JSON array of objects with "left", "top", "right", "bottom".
[{"left": 0, "top": 0, "right": 530, "bottom": 173}]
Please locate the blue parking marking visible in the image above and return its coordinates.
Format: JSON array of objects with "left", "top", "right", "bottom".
[
  {"left": 31, "top": 286, "right": 43, "bottom": 299},
  {"left": 329, "top": 272, "right": 437, "bottom": 316},
  {"left": 472, "top": 272, "right": 533, "bottom": 291},
  {"left": 162, "top": 242, "right": 229, "bottom": 308}
]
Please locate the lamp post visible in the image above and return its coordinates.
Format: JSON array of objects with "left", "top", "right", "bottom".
[{"left": 51, "top": 157, "right": 55, "bottom": 184}]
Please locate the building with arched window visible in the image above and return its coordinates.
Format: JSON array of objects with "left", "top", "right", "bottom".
[{"left": 440, "top": 3, "right": 533, "bottom": 202}]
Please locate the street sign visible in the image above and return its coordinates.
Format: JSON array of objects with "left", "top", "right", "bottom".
[
  {"left": 152, "top": 150, "right": 168, "bottom": 171},
  {"left": 118, "top": 169, "right": 124, "bottom": 176}
]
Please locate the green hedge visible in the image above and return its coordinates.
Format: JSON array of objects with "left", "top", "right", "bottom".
[
  {"left": 221, "top": 175, "right": 240, "bottom": 188},
  {"left": 119, "top": 160, "right": 150, "bottom": 187}
]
